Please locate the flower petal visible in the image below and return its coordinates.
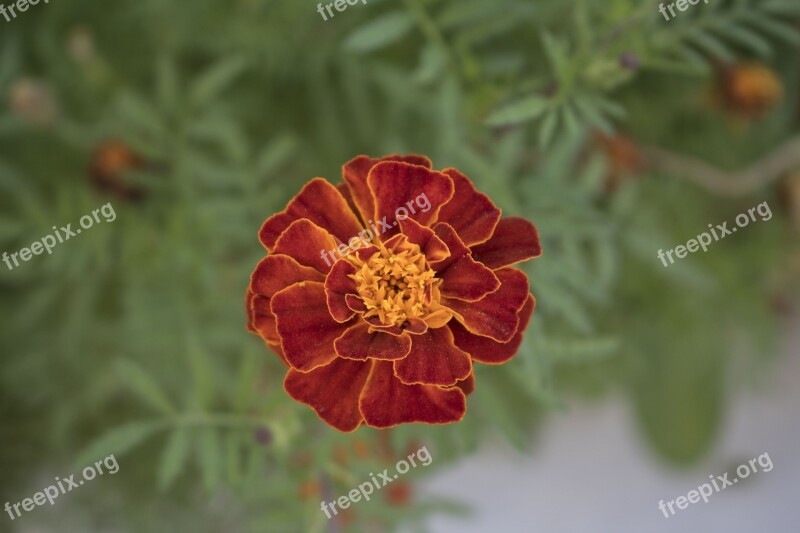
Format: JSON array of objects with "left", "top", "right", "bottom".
[
  {"left": 437, "top": 168, "right": 501, "bottom": 246},
  {"left": 334, "top": 322, "right": 412, "bottom": 361},
  {"left": 266, "top": 339, "right": 290, "bottom": 367},
  {"left": 245, "top": 289, "right": 258, "bottom": 334},
  {"left": 397, "top": 217, "right": 450, "bottom": 264},
  {"left": 248, "top": 254, "right": 325, "bottom": 350},
  {"left": 271, "top": 281, "right": 352, "bottom": 372},
  {"left": 443, "top": 268, "right": 529, "bottom": 343},
  {"left": 346, "top": 294, "right": 367, "bottom": 313},
  {"left": 359, "top": 361, "right": 466, "bottom": 428},
  {"left": 248, "top": 292, "right": 279, "bottom": 344},
  {"left": 393, "top": 327, "right": 472, "bottom": 386},
  {"left": 367, "top": 162, "right": 454, "bottom": 238},
  {"left": 343, "top": 154, "right": 432, "bottom": 225},
  {"left": 259, "top": 178, "right": 363, "bottom": 251},
  {"left": 324, "top": 260, "right": 359, "bottom": 322},
  {"left": 284, "top": 358, "right": 372, "bottom": 432},
  {"left": 451, "top": 294, "right": 535, "bottom": 364},
  {"left": 449, "top": 373, "right": 475, "bottom": 396},
  {"left": 470, "top": 217, "right": 542, "bottom": 270},
  {"left": 433, "top": 223, "right": 500, "bottom": 302},
  {"left": 251, "top": 254, "right": 325, "bottom": 297},
  {"left": 273, "top": 219, "right": 340, "bottom": 274}
]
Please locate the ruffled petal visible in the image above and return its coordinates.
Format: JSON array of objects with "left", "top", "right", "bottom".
[
  {"left": 272, "top": 219, "right": 340, "bottom": 274},
  {"left": 324, "top": 260, "right": 359, "bottom": 322},
  {"left": 437, "top": 168, "right": 502, "bottom": 246},
  {"left": 334, "top": 323, "right": 412, "bottom": 361},
  {"left": 346, "top": 294, "right": 367, "bottom": 313},
  {"left": 250, "top": 254, "right": 325, "bottom": 297},
  {"left": 248, "top": 292, "right": 280, "bottom": 344},
  {"left": 343, "top": 154, "right": 432, "bottom": 225},
  {"left": 259, "top": 178, "right": 363, "bottom": 251},
  {"left": 470, "top": 217, "right": 542, "bottom": 270},
  {"left": 248, "top": 254, "right": 324, "bottom": 348},
  {"left": 397, "top": 217, "right": 450, "bottom": 264},
  {"left": 443, "top": 268, "right": 529, "bottom": 343},
  {"left": 284, "top": 358, "right": 372, "bottom": 432},
  {"left": 359, "top": 361, "right": 466, "bottom": 428},
  {"left": 367, "top": 162, "right": 454, "bottom": 238},
  {"left": 393, "top": 327, "right": 472, "bottom": 386},
  {"left": 337, "top": 182, "right": 360, "bottom": 220},
  {"left": 245, "top": 289, "right": 258, "bottom": 334},
  {"left": 433, "top": 223, "right": 500, "bottom": 302},
  {"left": 266, "top": 339, "right": 290, "bottom": 367},
  {"left": 271, "top": 281, "right": 352, "bottom": 372},
  {"left": 450, "top": 294, "right": 535, "bottom": 364},
  {"left": 449, "top": 373, "right": 475, "bottom": 396}
]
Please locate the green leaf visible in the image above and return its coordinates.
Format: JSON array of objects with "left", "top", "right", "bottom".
[
  {"left": 189, "top": 56, "right": 249, "bottom": 106},
  {"left": 343, "top": 11, "right": 415, "bottom": 53},
  {"left": 75, "top": 420, "right": 167, "bottom": 468},
  {"left": 541, "top": 31, "right": 569, "bottom": 74},
  {"left": 197, "top": 429, "right": 221, "bottom": 491},
  {"left": 711, "top": 25, "right": 771, "bottom": 58},
  {"left": 746, "top": 14, "right": 800, "bottom": 45},
  {"left": 574, "top": 96, "right": 614, "bottom": 134},
  {"left": 687, "top": 30, "right": 735, "bottom": 62},
  {"left": 115, "top": 91, "right": 166, "bottom": 137},
  {"left": 538, "top": 108, "right": 559, "bottom": 148},
  {"left": 158, "top": 428, "right": 190, "bottom": 491},
  {"left": 116, "top": 359, "right": 176, "bottom": 415},
  {"left": 486, "top": 95, "right": 549, "bottom": 127},
  {"left": 255, "top": 135, "right": 298, "bottom": 176},
  {"left": 762, "top": 0, "right": 800, "bottom": 15}
]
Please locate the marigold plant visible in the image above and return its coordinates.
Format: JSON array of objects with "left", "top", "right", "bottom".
[{"left": 246, "top": 155, "right": 541, "bottom": 431}]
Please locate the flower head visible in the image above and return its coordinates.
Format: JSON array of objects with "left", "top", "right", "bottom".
[{"left": 246, "top": 155, "right": 541, "bottom": 431}]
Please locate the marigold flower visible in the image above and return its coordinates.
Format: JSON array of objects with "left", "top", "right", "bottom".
[
  {"left": 246, "top": 155, "right": 542, "bottom": 431},
  {"left": 716, "top": 62, "right": 783, "bottom": 119}
]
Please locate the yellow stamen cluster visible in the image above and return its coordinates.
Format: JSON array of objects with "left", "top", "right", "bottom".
[{"left": 349, "top": 241, "right": 439, "bottom": 328}]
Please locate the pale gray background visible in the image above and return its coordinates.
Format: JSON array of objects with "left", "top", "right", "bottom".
[{"left": 422, "top": 314, "right": 799, "bottom": 533}]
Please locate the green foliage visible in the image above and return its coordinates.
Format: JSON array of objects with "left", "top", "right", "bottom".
[{"left": 0, "top": 0, "right": 797, "bottom": 530}]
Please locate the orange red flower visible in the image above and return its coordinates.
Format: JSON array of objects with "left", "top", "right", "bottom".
[{"left": 246, "top": 155, "right": 541, "bottom": 431}]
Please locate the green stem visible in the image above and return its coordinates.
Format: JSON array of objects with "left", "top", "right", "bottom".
[
  {"left": 174, "top": 413, "right": 269, "bottom": 428},
  {"left": 403, "top": 0, "right": 457, "bottom": 75}
]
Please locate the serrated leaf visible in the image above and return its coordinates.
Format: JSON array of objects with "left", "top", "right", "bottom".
[
  {"left": 343, "top": 11, "right": 414, "bottom": 53},
  {"left": 189, "top": 57, "right": 248, "bottom": 106},
  {"left": 762, "top": 0, "right": 800, "bottom": 15},
  {"left": 711, "top": 25, "right": 771, "bottom": 58},
  {"left": 255, "top": 135, "right": 298, "bottom": 176},
  {"left": 197, "top": 429, "right": 221, "bottom": 491},
  {"left": 574, "top": 97, "right": 614, "bottom": 134},
  {"left": 75, "top": 420, "right": 167, "bottom": 468},
  {"left": 486, "top": 95, "right": 549, "bottom": 126},
  {"left": 538, "top": 109, "right": 559, "bottom": 148},
  {"left": 158, "top": 428, "right": 190, "bottom": 491},
  {"left": 115, "top": 91, "right": 166, "bottom": 137},
  {"left": 116, "top": 359, "right": 175, "bottom": 415},
  {"left": 746, "top": 14, "right": 800, "bottom": 45},
  {"left": 687, "top": 30, "right": 735, "bottom": 62}
]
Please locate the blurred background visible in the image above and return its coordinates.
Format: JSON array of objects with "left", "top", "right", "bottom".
[{"left": 0, "top": 0, "right": 798, "bottom": 531}]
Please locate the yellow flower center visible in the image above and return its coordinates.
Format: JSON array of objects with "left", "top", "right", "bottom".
[{"left": 348, "top": 241, "right": 440, "bottom": 328}]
